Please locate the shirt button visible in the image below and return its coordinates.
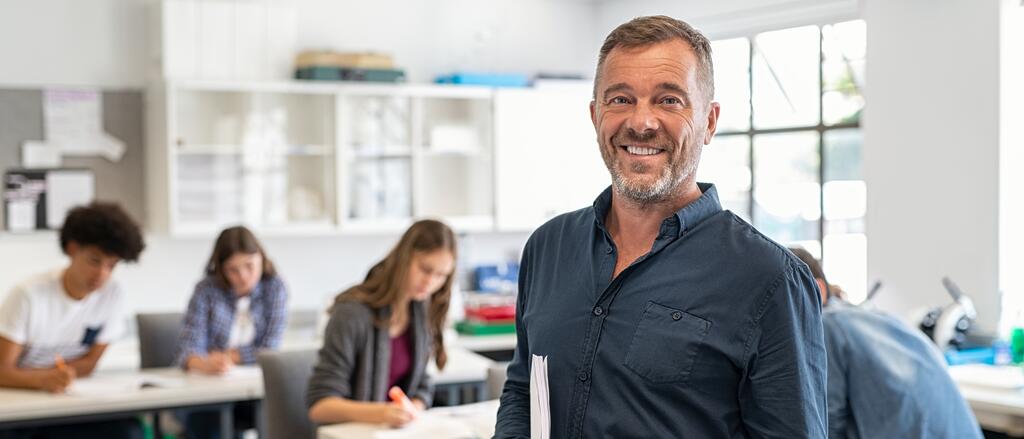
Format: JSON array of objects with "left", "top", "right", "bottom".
[
  {"left": 593, "top": 306, "right": 604, "bottom": 316},
  {"left": 605, "top": 247, "right": 613, "bottom": 254},
  {"left": 671, "top": 311, "right": 683, "bottom": 321},
  {"left": 578, "top": 372, "right": 589, "bottom": 382}
]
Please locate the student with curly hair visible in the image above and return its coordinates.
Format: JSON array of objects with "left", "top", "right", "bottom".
[{"left": 0, "top": 201, "right": 146, "bottom": 439}]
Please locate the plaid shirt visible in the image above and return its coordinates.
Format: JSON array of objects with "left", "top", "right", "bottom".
[{"left": 175, "top": 275, "right": 288, "bottom": 366}]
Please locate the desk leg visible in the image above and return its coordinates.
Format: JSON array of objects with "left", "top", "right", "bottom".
[
  {"left": 446, "top": 386, "right": 459, "bottom": 406},
  {"left": 476, "top": 382, "right": 488, "bottom": 402},
  {"left": 219, "top": 404, "right": 234, "bottom": 439},
  {"left": 253, "top": 400, "right": 265, "bottom": 438},
  {"left": 152, "top": 411, "right": 163, "bottom": 439}
]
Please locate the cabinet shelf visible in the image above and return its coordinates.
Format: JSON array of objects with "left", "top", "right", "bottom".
[{"left": 175, "top": 143, "right": 334, "bottom": 156}]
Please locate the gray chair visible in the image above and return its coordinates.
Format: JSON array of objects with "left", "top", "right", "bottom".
[
  {"left": 136, "top": 312, "right": 185, "bottom": 368},
  {"left": 258, "top": 349, "right": 318, "bottom": 439}
]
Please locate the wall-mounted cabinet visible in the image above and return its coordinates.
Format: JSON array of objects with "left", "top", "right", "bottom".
[
  {"left": 147, "top": 80, "right": 497, "bottom": 236},
  {"left": 147, "top": 79, "right": 603, "bottom": 236}
]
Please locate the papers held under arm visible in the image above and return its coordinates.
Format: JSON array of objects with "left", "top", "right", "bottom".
[{"left": 531, "top": 354, "right": 550, "bottom": 439}]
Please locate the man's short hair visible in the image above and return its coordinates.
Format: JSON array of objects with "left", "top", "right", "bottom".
[
  {"left": 595, "top": 15, "right": 715, "bottom": 101},
  {"left": 59, "top": 201, "right": 145, "bottom": 262}
]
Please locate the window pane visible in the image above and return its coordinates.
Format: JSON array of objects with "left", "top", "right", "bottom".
[
  {"left": 823, "top": 129, "right": 865, "bottom": 227},
  {"left": 822, "top": 20, "right": 866, "bottom": 125},
  {"left": 698, "top": 134, "right": 751, "bottom": 221},
  {"left": 753, "top": 131, "right": 820, "bottom": 243},
  {"left": 711, "top": 38, "right": 751, "bottom": 132},
  {"left": 823, "top": 128, "right": 866, "bottom": 302},
  {"left": 752, "top": 25, "right": 821, "bottom": 128},
  {"left": 824, "top": 233, "right": 867, "bottom": 303}
]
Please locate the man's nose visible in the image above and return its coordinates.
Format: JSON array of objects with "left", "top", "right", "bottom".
[{"left": 625, "top": 102, "right": 660, "bottom": 134}]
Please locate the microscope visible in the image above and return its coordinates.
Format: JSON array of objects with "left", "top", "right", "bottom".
[{"left": 919, "top": 277, "right": 977, "bottom": 351}]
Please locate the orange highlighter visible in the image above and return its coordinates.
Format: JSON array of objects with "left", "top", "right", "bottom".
[{"left": 388, "top": 386, "right": 417, "bottom": 413}]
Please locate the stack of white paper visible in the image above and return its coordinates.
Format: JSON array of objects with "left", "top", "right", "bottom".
[{"left": 530, "top": 354, "right": 550, "bottom": 439}]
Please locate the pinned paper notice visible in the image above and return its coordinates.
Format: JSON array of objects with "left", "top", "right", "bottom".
[
  {"left": 531, "top": 354, "right": 550, "bottom": 439},
  {"left": 43, "top": 89, "right": 126, "bottom": 162}
]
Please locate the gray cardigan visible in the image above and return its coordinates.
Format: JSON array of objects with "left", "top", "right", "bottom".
[{"left": 305, "top": 299, "right": 434, "bottom": 409}]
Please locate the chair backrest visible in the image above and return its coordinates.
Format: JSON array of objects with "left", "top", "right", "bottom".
[
  {"left": 487, "top": 362, "right": 509, "bottom": 400},
  {"left": 136, "top": 312, "right": 185, "bottom": 369},
  {"left": 258, "top": 349, "right": 318, "bottom": 439}
]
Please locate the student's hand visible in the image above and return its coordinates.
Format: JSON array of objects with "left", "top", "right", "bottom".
[
  {"left": 376, "top": 403, "right": 416, "bottom": 427},
  {"left": 203, "top": 351, "right": 233, "bottom": 374},
  {"left": 39, "top": 366, "right": 76, "bottom": 393}
]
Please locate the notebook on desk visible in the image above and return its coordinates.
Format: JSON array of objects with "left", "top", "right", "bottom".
[{"left": 66, "top": 373, "right": 186, "bottom": 397}]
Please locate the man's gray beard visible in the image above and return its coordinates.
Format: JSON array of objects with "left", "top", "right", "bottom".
[{"left": 609, "top": 161, "right": 679, "bottom": 205}]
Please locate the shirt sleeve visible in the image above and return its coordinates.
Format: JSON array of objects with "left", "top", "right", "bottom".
[
  {"left": 239, "top": 276, "right": 289, "bottom": 364},
  {"left": 175, "top": 282, "right": 213, "bottom": 367},
  {"left": 494, "top": 238, "right": 533, "bottom": 439},
  {"left": 96, "top": 283, "right": 128, "bottom": 344},
  {"left": 0, "top": 287, "right": 30, "bottom": 345},
  {"left": 411, "top": 359, "right": 435, "bottom": 408},
  {"left": 738, "top": 262, "right": 828, "bottom": 438},
  {"left": 822, "top": 314, "right": 851, "bottom": 438}
]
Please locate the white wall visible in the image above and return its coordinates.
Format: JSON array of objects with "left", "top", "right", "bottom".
[
  {"left": 864, "top": 0, "right": 1002, "bottom": 333},
  {"left": 1000, "top": 0, "right": 1024, "bottom": 332},
  {"left": 596, "top": 0, "right": 859, "bottom": 40},
  {"left": 0, "top": 0, "right": 149, "bottom": 88}
]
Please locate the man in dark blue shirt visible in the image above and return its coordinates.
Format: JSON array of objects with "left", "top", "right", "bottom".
[{"left": 494, "top": 15, "right": 828, "bottom": 438}]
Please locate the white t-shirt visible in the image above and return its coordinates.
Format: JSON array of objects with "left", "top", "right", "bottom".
[
  {"left": 227, "top": 295, "right": 255, "bottom": 349},
  {"left": 0, "top": 269, "right": 127, "bottom": 368}
]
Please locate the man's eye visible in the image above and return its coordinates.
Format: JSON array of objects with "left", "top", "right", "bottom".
[
  {"left": 662, "top": 97, "right": 682, "bottom": 105},
  {"left": 610, "top": 96, "right": 630, "bottom": 105}
]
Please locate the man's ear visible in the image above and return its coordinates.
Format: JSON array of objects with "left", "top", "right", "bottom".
[
  {"left": 590, "top": 100, "right": 598, "bottom": 129},
  {"left": 703, "top": 101, "right": 720, "bottom": 145}
]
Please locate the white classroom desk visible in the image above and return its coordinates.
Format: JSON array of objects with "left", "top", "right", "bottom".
[
  {"left": 1, "top": 344, "right": 494, "bottom": 435},
  {"left": 951, "top": 364, "right": 1024, "bottom": 436},
  {"left": 318, "top": 399, "right": 499, "bottom": 439},
  {"left": 0, "top": 366, "right": 263, "bottom": 437}
]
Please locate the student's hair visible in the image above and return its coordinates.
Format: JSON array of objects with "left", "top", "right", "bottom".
[
  {"left": 334, "top": 219, "right": 457, "bottom": 370},
  {"left": 205, "top": 225, "right": 277, "bottom": 289},
  {"left": 59, "top": 201, "right": 145, "bottom": 262},
  {"left": 789, "top": 247, "right": 830, "bottom": 297},
  {"left": 594, "top": 15, "right": 715, "bottom": 101}
]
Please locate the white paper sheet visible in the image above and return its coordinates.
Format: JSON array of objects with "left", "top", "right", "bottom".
[
  {"left": 372, "top": 413, "right": 477, "bottom": 439},
  {"left": 44, "top": 170, "right": 94, "bottom": 229},
  {"left": 43, "top": 89, "right": 126, "bottom": 162},
  {"left": 6, "top": 199, "right": 36, "bottom": 232},
  {"left": 530, "top": 354, "right": 550, "bottom": 439}
]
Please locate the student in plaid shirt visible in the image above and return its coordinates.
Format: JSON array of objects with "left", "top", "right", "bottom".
[{"left": 175, "top": 225, "right": 288, "bottom": 439}]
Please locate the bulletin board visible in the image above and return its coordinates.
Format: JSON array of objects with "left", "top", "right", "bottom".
[{"left": 0, "top": 89, "right": 146, "bottom": 231}]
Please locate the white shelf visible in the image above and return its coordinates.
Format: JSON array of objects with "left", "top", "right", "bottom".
[
  {"left": 343, "top": 145, "right": 414, "bottom": 159},
  {"left": 170, "top": 78, "right": 494, "bottom": 100},
  {"left": 175, "top": 144, "right": 333, "bottom": 156}
]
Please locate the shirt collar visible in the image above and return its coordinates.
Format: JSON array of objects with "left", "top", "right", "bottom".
[{"left": 593, "top": 182, "right": 723, "bottom": 238}]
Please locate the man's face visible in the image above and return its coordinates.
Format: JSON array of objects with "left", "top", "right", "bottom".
[
  {"left": 65, "top": 242, "right": 120, "bottom": 294},
  {"left": 590, "top": 39, "right": 719, "bottom": 204}
]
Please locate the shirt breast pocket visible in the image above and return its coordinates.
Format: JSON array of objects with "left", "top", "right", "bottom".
[{"left": 623, "top": 301, "right": 711, "bottom": 384}]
